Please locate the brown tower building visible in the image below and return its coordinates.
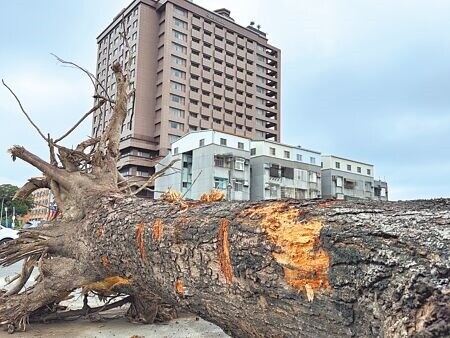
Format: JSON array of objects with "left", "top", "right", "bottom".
[{"left": 93, "top": 0, "right": 281, "bottom": 194}]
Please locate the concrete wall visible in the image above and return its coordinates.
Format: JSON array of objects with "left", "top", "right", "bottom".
[{"left": 321, "top": 168, "right": 374, "bottom": 200}]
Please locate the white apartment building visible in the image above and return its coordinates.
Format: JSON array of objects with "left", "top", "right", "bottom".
[
  {"left": 249, "top": 141, "right": 321, "bottom": 200},
  {"left": 155, "top": 130, "right": 251, "bottom": 200},
  {"left": 321, "top": 155, "right": 375, "bottom": 200}
]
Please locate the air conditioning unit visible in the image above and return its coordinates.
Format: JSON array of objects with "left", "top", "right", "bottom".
[{"left": 244, "top": 180, "right": 249, "bottom": 187}]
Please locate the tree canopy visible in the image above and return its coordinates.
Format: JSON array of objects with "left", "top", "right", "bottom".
[{"left": 0, "top": 184, "right": 33, "bottom": 223}]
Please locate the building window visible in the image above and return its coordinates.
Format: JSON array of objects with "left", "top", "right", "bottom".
[
  {"left": 310, "top": 157, "right": 316, "bottom": 165},
  {"left": 357, "top": 166, "right": 362, "bottom": 173},
  {"left": 170, "top": 107, "right": 184, "bottom": 118},
  {"left": 174, "top": 18, "right": 188, "bottom": 30},
  {"left": 335, "top": 162, "right": 340, "bottom": 169},
  {"left": 214, "top": 177, "right": 228, "bottom": 190},
  {"left": 170, "top": 94, "right": 185, "bottom": 104},
  {"left": 173, "top": 30, "right": 187, "bottom": 41},
  {"left": 199, "top": 138, "right": 205, "bottom": 147},
  {"left": 173, "top": 147, "right": 179, "bottom": 155},
  {"left": 235, "top": 158, "right": 245, "bottom": 171},
  {"left": 174, "top": 6, "right": 187, "bottom": 17},
  {"left": 171, "top": 68, "right": 186, "bottom": 79},
  {"left": 251, "top": 148, "right": 256, "bottom": 155},
  {"left": 256, "top": 130, "right": 265, "bottom": 138},
  {"left": 220, "top": 138, "right": 227, "bottom": 146},
  {"left": 269, "top": 184, "right": 278, "bottom": 198},
  {"left": 269, "top": 147, "right": 276, "bottom": 156},
  {"left": 169, "top": 134, "right": 180, "bottom": 144},
  {"left": 367, "top": 169, "right": 371, "bottom": 175},
  {"left": 256, "top": 86, "right": 265, "bottom": 94},
  {"left": 172, "top": 55, "right": 186, "bottom": 66},
  {"left": 172, "top": 42, "right": 187, "bottom": 54},
  {"left": 284, "top": 151, "right": 290, "bottom": 159},
  {"left": 238, "top": 142, "right": 244, "bottom": 150},
  {"left": 296, "top": 154, "right": 302, "bottom": 161},
  {"left": 347, "top": 164, "right": 352, "bottom": 171},
  {"left": 234, "top": 180, "right": 244, "bottom": 192},
  {"left": 171, "top": 81, "right": 185, "bottom": 92},
  {"left": 170, "top": 120, "right": 184, "bottom": 130},
  {"left": 309, "top": 171, "right": 318, "bottom": 183},
  {"left": 256, "top": 119, "right": 264, "bottom": 126}
]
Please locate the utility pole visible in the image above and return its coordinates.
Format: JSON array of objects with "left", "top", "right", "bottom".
[
  {"left": 0, "top": 197, "right": 4, "bottom": 226},
  {"left": 12, "top": 206, "right": 16, "bottom": 228},
  {"left": 5, "top": 206, "right": 8, "bottom": 228}
]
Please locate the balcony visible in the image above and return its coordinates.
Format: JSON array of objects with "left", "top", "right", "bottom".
[
  {"left": 214, "top": 39, "right": 225, "bottom": 50},
  {"left": 190, "top": 53, "right": 200, "bottom": 64},
  {"left": 213, "top": 97, "right": 223, "bottom": 107},
  {"left": 191, "top": 29, "right": 201, "bottom": 40},
  {"left": 224, "top": 101, "right": 234, "bottom": 111},
  {"left": 202, "top": 95, "right": 213, "bottom": 105},
  {"left": 190, "top": 91, "right": 200, "bottom": 101},
  {"left": 203, "top": 34, "right": 213, "bottom": 45},
  {"left": 200, "top": 118, "right": 211, "bottom": 129},
  {"left": 203, "top": 58, "right": 212, "bottom": 69},
  {"left": 190, "top": 77, "right": 200, "bottom": 88},
  {"left": 189, "top": 102, "right": 200, "bottom": 114},
  {"left": 201, "top": 81, "right": 212, "bottom": 92},
  {"left": 212, "top": 110, "right": 223, "bottom": 120}
]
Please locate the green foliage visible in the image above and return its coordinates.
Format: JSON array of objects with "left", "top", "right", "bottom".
[{"left": 0, "top": 184, "right": 33, "bottom": 225}]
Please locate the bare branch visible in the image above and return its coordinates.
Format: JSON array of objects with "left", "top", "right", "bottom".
[
  {"left": 51, "top": 54, "right": 110, "bottom": 100},
  {"left": 91, "top": 62, "right": 129, "bottom": 183},
  {"left": 133, "top": 159, "right": 180, "bottom": 196},
  {"left": 30, "top": 296, "right": 132, "bottom": 323},
  {"left": 54, "top": 99, "right": 105, "bottom": 144},
  {"left": 8, "top": 146, "right": 72, "bottom": 189},
  {"left": 182, "top": 170, "right": 203, "bottom": 198},
  {"left": 4, "top": 256, "right": 37, "bottom": 297},
  {"left": 75, "top": 137, "right": 100, "bottom": 153},
  {"left": 14, "top": 177, "right": 49, "bottom": 200},
  {"left": 2, "top": 79, "right": 47, "bottom": 142}
]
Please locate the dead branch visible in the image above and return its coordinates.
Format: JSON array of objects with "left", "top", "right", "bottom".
[
  {"left": 8, "top": 146, "right": 72, "bottom": 190},
  {"left": 182, "top": 170, "right": 203, "bottom": 198},
  {"left": 51, "top": 54, "right": 112, "bottom": 104},
  {"left": 2, "top": 79, "right": 47, "bottom": 142},
  {"left": 54, "top": 99, "right": 105, "bottom": 144},
  {"left": 4, "top": 256, "right": 37, "bottom": 297},
  {"left": 30, "top": 296, "right": 132, "bottom": 323},
  {"left": 75, "top": 137, "right": 100, "bottom": 153},
  {"left": 91, "top": 62, "right": 129, "bottom": 184},
  {"left": 132, "top": 159, "right": 180, "bottom": 196},
  {"left": 14, "top": 177, "right": 49, "bottom": 200}
]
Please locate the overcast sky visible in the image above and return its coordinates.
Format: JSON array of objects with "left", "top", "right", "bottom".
[{"left": 1, "top": 0, "right": 449, "bottom": 200}]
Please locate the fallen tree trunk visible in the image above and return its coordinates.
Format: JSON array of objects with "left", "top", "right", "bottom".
[
  {"left": 1, "top": 196, "right": 448, "bottom": 337},
  {"left": 1, "top": 60, "right": 448, "bottom": 337}
]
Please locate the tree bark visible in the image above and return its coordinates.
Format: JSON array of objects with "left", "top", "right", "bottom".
[
  {"left": 2, "top": 196, "right": 448, "bottom": 337},
  {"left": 2, "top": 59, "right": 448, "bottom": 337}
]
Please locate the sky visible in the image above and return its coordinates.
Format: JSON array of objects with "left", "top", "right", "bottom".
[{"left": 1, "top": 0, "right": 449, "bottom": 200}]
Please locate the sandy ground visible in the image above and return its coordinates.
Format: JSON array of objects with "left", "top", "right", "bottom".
[{"left": 1, "top": 262, "right": 228, "bottom": 338}]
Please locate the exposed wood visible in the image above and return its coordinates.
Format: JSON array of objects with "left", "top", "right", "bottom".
[
  {"left": 1, "top": 197, "right": 449, "bottom": 337},
  {"left": 2, "top": 54, "right": 448, "bottom": 338}
]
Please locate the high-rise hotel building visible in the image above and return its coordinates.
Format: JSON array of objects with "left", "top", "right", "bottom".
[{"left": 93, "top": 0, "right": 281, "bottom": 193}]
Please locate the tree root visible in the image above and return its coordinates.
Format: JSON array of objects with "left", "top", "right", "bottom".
[{"left": 0, "top": 257, "right": 93, "bottom": 332}]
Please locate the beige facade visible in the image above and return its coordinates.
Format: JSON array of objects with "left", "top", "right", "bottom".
[
  {"left": 29, "top": 188, "right": 53, "bottom": 222},
  {"left": 93, "top": 0, "right": 281, "bottom": 195}
]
